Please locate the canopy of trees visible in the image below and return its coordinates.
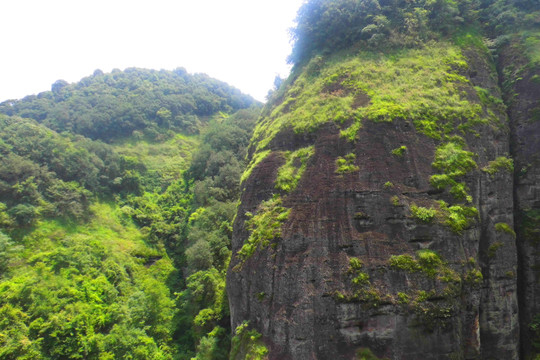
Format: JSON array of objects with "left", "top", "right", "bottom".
[
  {"left": 0, "top": 68, "right": 257, "bottom": 141},
  {"left": 0, "top": 66, "right": 261, "bottom": 359},
  {"left": 289, "top": 0, "right": 540, "bottom": 65}
]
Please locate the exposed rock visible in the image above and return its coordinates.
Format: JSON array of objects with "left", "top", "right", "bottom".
[{"left": 228, "top": 40, "right": 520, "bottom": 359}]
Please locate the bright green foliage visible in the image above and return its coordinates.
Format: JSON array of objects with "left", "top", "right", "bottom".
[
  {"left": 237, "top": 197, "right": 290, "bottom": 262},
  {"left": 0, "top": 203, "right": 177, "bottom": 359},
  {"left": 391, "top": 146, "right": 407, "bottom": 157},
  {"left": 417, "top": 250, "right": 444, "bottom": 277},
  {"left": 256, "top": 42, "right": 487, "bottom": 151},
  {"left": 432, "top": 141, "right": 477, "bottom": 178},
  {"left": 430, "top": 141, "right": 477, "bottom": 201},
  {"left": 437, "top": 200, "right": 479, "bottom": 233},
  {"left": 482, "top": 156, "right": 514, "bottom": 176},
  {"left": 495, "top": 222, "right": 516, "bottom": 238},
  {"left": 389, "top": 250, "right": 443, "bottom": 278},
  {"left": 389, "top": 254, "right": 421, "bottom": 273},
  {"left": 410, "top": 205, "right": 437, "bottom": 223},
  {"left": 229, "top": 322, "right": 268, "bottom": 360},
  {"left": 241, "top": 150, "right": 271, "bottom": 185},
  {"left": 275, "top": 146, "right": 315, "bottom": 192},
  {"left": 348, "top": 258, "right": 370, "bottom": 286},
  {"left": 356, "top": 347, "right": 388, "bottom": 360},
  {"left": 336, "top": 153, "right": 359, "bottom": 174},
  {"left": 0, "top": 68, "right": 260, "bottom": 360},
  {"left": 383, "top": 181, "right": 394, "bottom": 189}
]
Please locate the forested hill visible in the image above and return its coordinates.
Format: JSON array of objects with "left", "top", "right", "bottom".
[
  {"left": 0, "top": 67, "right": 261, "bottom": 359},
  {"left": 0, "top": 67, "right": 256, "bottom": 141}
]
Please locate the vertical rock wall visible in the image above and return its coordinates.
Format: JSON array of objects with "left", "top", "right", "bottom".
[
  {"left": 228, "top": 41, "right": 520, "bottom": 359},
  {"left": 499, "top": 38, "right": 540, "bottom": 359}
]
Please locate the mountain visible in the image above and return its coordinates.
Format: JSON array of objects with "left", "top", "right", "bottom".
[
  {"left": 227, "top": 0, "right": 540, "bottom": 359},
  {"left": 0, "top": 68, "right": 261, "bottom": 359}
]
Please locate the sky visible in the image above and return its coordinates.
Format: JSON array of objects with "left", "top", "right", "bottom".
[{"left": 0, "top": 0, "right": 305, "bottom": 102}]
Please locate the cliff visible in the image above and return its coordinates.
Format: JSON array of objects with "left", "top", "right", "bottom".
[{"left": 227, "top": 18, "right": 540, "bottom": 360}]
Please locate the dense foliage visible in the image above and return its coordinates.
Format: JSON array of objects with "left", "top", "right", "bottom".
[
  {"left": 289, "top": 0, "right": 540, "bottom": 65},
  {"left": 0, "top": 67, "right": 260, "bottom": 359},
  {"left": 0, "top": 68, "right": 256, "bottom": 141}
]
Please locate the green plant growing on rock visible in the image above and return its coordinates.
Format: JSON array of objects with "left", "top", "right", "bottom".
[
  {"left": 391, "top": 146, "right": 407, "bottom": 157},
  {"left": 275, "top": 146, "right": 315, "bottom": 192},
  {"left": 236, "top": 196, "right": 290, "bottom": 263},
  {"left": 488, "top": 241, "right": 504, "bottom": 258},
  {"left": 430, "top": 140, "right": 477, "bottom": 201},
  {"left": 241, "top": 150, "right": 271, "bottom": 184},
  {"left": 383, "top": 181, "right": 394, "bottom": 189},
  {"left": 230, "top": 321, "right": 268, "bottom": 360},
  {"left": 495, "top": 222, "right": 516, "bottom": 238},
  {"left": 410, "top": 204, "right": 437, "bottom": 223},
  {"left": 336, "top": 153, "right": 359, "bottom": 174},
  {"left": 482, "top": 157, "right": 514, "bottom": 176},
  {"left": 437, "top": 200, "right": 478, "bottom": 233}
]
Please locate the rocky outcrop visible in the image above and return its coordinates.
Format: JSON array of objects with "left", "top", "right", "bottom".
[
  {"left": 498, "top": 36, "right": 540, "bottom": 359},
  {"left": 227, "top": 39, "right": 521, "bottom": 359}
]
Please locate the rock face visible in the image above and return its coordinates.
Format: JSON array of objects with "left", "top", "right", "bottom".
[
  {"left": 227, "top": 39, "right": 524, "bottom": 359},
  {"left": 498, "top": 38, "right": 540, "bottom": 358}
]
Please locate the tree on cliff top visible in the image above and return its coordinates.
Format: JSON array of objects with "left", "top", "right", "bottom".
[{"left": 288, "top": 0, "right": 540, "bottom": 65}]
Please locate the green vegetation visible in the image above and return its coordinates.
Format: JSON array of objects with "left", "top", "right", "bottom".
[
  {"left": 0, "top": 203, "right": 177, "bottom": 359},
  {"left": 229, "top": 322, "right": 268, "bottom": 360},
  {"left": 430, "top": 140, "right": 477, "bottom": 201},
  {"left": 0, "top": 68, "right": 261, "bottom": 359},
  {"left": 236, "top": 196, "right": 290, "bottom": 263},
  {"left": 495, "top": 222, "right": 516, "bottom": 238},
  {"left": 256, "top": 41, "right": 489, "bottom": 153},
  {"left": 389, "top": 250, "right": 443, "bottom": 278},
  {"left": 488, "top": 241, "right": 504, "bottom": 258},
  {"left": 275, "top": 146, "right": 315, "bottom": 192},
  {"left": 0, "top": 68, "right": 256, "bottom": 142},
  {"left": 437, "top": 201, "right": 479, "bottom": 233},
  {"left": 482, "top": 156, "right": 514, "bottom": 176},
  {"left": 336, "top": 153, "right": 360, "bottom": 174},
  {"left": 391, "top": 146, "right": 407, "bottom": 157},
  {"left": 240, "top": 150, "right": 271, "bottom": 185},
  {"left": 356, "top": 347, "right": 388, "bottom": 360},
  {"left": 410, "top": 205, "right": 437, "bottom": 223},
  {"left": 383, "top": 181, "right": 394, "bottom": 189}
]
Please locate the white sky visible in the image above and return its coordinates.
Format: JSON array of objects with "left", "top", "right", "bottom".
[{"left": 0, "top": 0, "right": 305, "bottom": 102}]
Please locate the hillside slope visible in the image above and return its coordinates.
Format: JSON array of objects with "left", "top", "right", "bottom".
[{"left": 0, "top": 68, "right": 260, "bottom": 359}]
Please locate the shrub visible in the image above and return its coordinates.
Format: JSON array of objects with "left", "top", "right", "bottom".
[{"left": 410, "top": 204, "right": 437, "bottom": 223}]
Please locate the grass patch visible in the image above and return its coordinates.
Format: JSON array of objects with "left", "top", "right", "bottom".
[
  {"left": 236, "top": 196, "right": 290, "bottom": 263},
  {"left": 241, "top": 150, "right": 271, "bottom": 184},
  {"left": 252, "top": 41, "right": 489, "bottom": 150},
  {"left": 336, "top": 153, "right": 359, "bottom": 174},
  {"left": 275, "top": 146, "right": 315, "bottom": 192}
]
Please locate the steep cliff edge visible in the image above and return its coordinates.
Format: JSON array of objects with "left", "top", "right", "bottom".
[
  {"left": 228, "top": 35, "right": 520, "bottom": 359},
  {"left": 498, "top": 31, "right": 540, "bottom": 358}
]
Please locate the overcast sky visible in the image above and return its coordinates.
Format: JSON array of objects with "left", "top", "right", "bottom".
[{"left": 0, "top": 0, "right": 304, "bottom": 102}]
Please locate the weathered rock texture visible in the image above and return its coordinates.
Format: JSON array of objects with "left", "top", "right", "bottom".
[
  {"left": 498, "top": 38, "right": 540, "bottom": 359},
  {"left": 228, "top": 39, "right": 524, "bottom": 359}
]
